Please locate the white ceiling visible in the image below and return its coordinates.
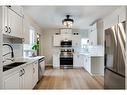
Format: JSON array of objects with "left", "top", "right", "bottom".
[{"left": 23, "top": 6, "right": 119, "bottom": 29}]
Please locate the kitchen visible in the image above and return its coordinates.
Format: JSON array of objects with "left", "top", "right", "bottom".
[{"left": 0, "top": 6, "right": 126, "bottom": 89}]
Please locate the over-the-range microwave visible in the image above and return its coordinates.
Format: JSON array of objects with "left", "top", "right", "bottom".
[{"left": 61, "top": 40, "right": 72, "bottom": 47}]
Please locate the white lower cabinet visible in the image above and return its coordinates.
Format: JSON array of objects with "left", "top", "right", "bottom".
[
  {"left": 3, "top": 61, "right": 39, "bottom": 89},
  {"left": 23, "top": 63, "right": 33, "bottom": 89},
  {"left": 3, "top": 69, "right": 22, "bottom": 89},
  {"left": 32, "top": 61, "right": 38, "bottom": 88},
  {"left": 53, "top": 53, "right": 60, "bottom": 68},
  {"left": 83, "top": 56, "right": 91, "bottom": 74},
  {"left": 73, "top": 54, "right": 83, "bottom": 68}
]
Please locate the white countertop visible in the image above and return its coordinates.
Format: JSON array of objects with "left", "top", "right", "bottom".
[
  {"left": 3, "top": 56, "right": 45, "bottom": 74},
  {"left": 79, "top": 52, "right": 104, "bottom": 57}
]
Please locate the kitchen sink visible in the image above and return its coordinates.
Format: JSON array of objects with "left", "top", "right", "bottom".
[{"left": 3, "top": 62, "right": 26, "bottom": 72}]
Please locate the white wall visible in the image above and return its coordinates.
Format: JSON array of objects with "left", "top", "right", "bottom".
[
  {"left": 41, "top": 28, "right": 89, "bottom": 65},
  {"left": 23, "top": 12, "right": 43, "bottom": 56},
  {"left": 41, "top": 29, "right": 60, "bottom": 65},
  {"left": 23, "top": 12, "right": 43, "bottom": 35}
]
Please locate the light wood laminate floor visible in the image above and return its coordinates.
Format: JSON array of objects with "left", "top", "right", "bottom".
[{"left": 35, "top": 68, "right": 104, "bottom": 89}]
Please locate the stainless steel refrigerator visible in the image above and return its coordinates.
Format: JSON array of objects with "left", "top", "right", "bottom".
[{"left": 104, "top": 21, "right": 126, "bottom": 89}]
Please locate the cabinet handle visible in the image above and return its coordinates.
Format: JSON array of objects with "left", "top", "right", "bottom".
[
  {"left": 8, "top": 27, "right": 11, "bottom": 33},
  {"left": 20, "top": 70, "right": 23, "bottom": 76},
  {"left": 7, "top": 5, "right": 11, "bottom": 8},
  {"left": 23, "top": 68, "right": 25, "bottom": 74},
  {"left": 33, "top": 68, "right": 35, "bottom": 73},
  {"left": 5, "top": 26, "right": 8, "bottom": 32}
]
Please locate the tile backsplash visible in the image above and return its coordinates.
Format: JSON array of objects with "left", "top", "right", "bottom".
[{"left": 3, "top": 37, "right": 23, "bottom": 65}]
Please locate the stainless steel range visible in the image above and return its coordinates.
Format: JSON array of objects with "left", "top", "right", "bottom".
[{"left": 60, "top": 49, "right": 73, "bottom": 68}]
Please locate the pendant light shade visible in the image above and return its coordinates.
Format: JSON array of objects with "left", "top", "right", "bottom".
[{"left": 62, "top": 15, "right": 74, "bottom": 28}]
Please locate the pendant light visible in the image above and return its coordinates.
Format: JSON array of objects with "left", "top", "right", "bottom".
[{"left": 62, "top": 15, "right": 74, "bottom": 28}]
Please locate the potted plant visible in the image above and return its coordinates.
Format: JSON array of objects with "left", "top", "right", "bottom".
[{"left": 31, "top": 42, "right": 39, "bottom": 57}]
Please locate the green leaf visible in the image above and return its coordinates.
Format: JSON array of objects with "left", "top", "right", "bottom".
[{"left": 32, "top": 43, "right": 39, "bottom": 51}]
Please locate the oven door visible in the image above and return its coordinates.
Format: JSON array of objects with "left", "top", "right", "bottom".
[{"left": 60, "top": 57, "right": 73, "bottom": 66}]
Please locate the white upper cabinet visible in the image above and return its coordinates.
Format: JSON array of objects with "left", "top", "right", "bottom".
[
  {"left": 61, "top": 34, "right": 72, "bottom": 41},
  {"left": 53, "top": 34, "right": 80, "bottom": 47},
  {"left": 53, "top": 35, "right": 61, "bottom": 46},
  {"left": 7, "top": 6, "right": 23, "bottom": 17},
  {"left": 3, "top": 6, "right": 23, "bottom": 38},
  {"left": 8, "top": 8, "right": 23, "bottom": 38},
  {"left": 88, "top": 20, "right": 103, "bottom": 46},
  {"left": 89, "top": 25, "right": 97, "bottom": 46},
  {"left": 60, "top": 28, "right": 72, "bottom": 34},
  {"left": 72, "top": 35, "right": 81, "bottom": 47},
  {"left": 89, "top": 23, "right": 97, "bottom": 46}
]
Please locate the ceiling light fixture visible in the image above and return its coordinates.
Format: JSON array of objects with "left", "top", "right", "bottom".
[{"left": 62, "top": 15, "right": 74, "bottom": 28}]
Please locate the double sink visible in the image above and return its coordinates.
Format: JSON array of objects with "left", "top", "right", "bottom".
[{"left": 3, "top": 62, "right": 26, "bottom": 72}]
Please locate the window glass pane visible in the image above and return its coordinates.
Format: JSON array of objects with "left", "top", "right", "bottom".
[
  {"left": 30, "top": 28, "right": 35, "bottom": 45},
  {"left": 81, "top": 38, "right": 88, "bottom": 48}
]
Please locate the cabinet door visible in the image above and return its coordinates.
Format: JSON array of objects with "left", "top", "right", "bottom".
[
  {"left": 53, "top": 54, "right": 60, "bottom": 68},
  {"left": 23, "top": 64, "right": 33, "bottom": 89},
  {"left": 3, "top": 7, "right": 8, "bottom": 35},
  {"left": 89, "top": 26, "right": 97, "bottom": 45},
  {"left": 32, "top": 61, "right": 38, "bottom": 88},
  {"left": 8, "top": 8, "right": 23, "bottom": 38},
  {"left": 83, "top": 56, "right": 87, "bottom": 69},
  {"left": 8, "top": 6, "right": 23, "bottom": 16},
  {"left": 73, "top": 54, "right": 82, "bottom": 67},
  {"left": 61, "top": 34, "right": 72, "bottom": 41},
  {"left": 85, "top": 56, "right": 91, "bottom": 74},
  {"left": 79, "top": 55, "right": 84, "bottom": 67},
  {"left": 3, "top": 70, "right": 21, "bottom": 89},
  {"left": 60, "top": 28, "right": 72, "bottom": 34},
  {"left": 72, "top": 35, "right": 81, "bottom": 47},
  {"left": 53, "top": 35, "right": 61, "bottom": 46}
]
